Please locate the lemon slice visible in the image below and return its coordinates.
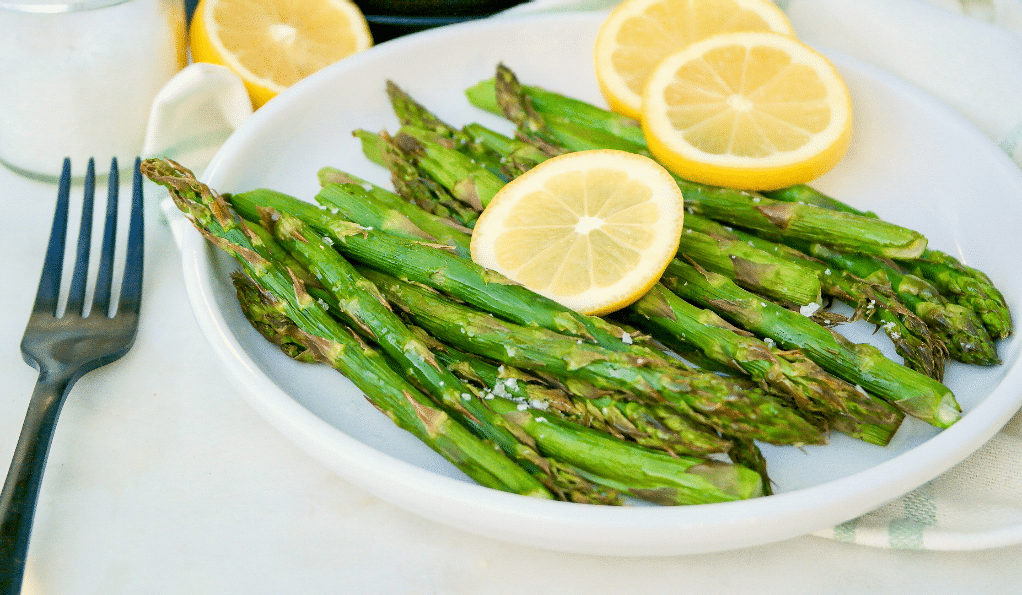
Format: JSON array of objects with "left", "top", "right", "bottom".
[
  {"left": 594, "top": 0, "right": 794, "bottom": 120},
  {"left": 189, "top": 0, "right": 372, "bottom": 108},
  {"left": 470, "top": 150, "right": 685, "bottom": 316},
  {"left": 641, "top": 31, "right": 853, "bottom": 190}
]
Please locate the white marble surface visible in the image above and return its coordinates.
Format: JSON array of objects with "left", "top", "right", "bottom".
[{"left": 3, "top": 163, "right": 1022, "bottom": 594}]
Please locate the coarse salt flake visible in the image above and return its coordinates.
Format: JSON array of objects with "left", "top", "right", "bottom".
[{"left": 800, "top": 302, "right": 822, "bottom": 317}]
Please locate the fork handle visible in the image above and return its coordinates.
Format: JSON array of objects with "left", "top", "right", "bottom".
[{"left": 0, "top": 372, "right": 72, "bottom": 594}]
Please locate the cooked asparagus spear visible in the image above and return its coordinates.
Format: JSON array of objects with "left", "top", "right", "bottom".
[
  {"left": 742, "top": 177, "right": 1011, "bottom": 340},
  {"left": 386, "top": 79, "right": 508, "bottom": 177},
  {"left": 762, "top": 185, "right": 878, "bottom": 218},
  {"left": 807, "top": 244, "right": 1000, "bottom": 366},
  {"left": 361, "top": 267, "right": 824, "bottom": 446},
  {"left": 392, "top": 125, "right": 506, "bottom": 209},
  {"left": 462, "top": 122, "right": 552, "bottom": 177},
  {"left": 274, "top": 184, "right": 435, "bottom": 243},
  {"left": 141, "top": 157, "right": 551, "bottom": 497},
  {"left": 675, "top": 226, "right": 822, "bottom": 306},
  {"left": 354, "top": 128, "right": 481, "bottom": 228},
  {"left": 465, "top": 72, "right": 647, "bottom": 146},
  {"left": 683, "top": 214, "right": 949, "bottom": 380},
  {"left": 415, "top": 327, "right": 735, "bottom": 457},
  {"left": 659, "top": 259, "right": 961, "bottom": 429},
  {"left": 625, "top": 283, "right": 904, "bottom": 446},
  {"left": 313, "top": 176, "right": 473, "bottom": 258},
  {"left": 903, "top": 252, "right": 1012, "bottom": 341}
]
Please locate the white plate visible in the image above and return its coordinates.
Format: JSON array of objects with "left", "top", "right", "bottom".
[{"left": 182, "top": 12, "right": 1022, "bottom": 556}]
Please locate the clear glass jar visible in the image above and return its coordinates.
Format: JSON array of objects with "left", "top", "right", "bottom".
[{"left": 0, "top": 0, "right": 187, "bottom": 180}]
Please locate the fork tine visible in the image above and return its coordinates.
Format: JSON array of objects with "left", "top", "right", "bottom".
[
  {"left": 31, "top": 159, "right": 72, "bottom": 316},
  {"left": 118, "top": 157, "right": 145, "bottom": 314},
  {"left": 92, "top": 158, "right": 120, "bottom": 315},
  {"left": 66, "top": 158, "right": 96, "bottom": 315}
]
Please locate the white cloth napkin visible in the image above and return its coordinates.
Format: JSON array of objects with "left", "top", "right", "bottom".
[{"left": 141, "top": 0, "right": 1022, "bottom": 552}]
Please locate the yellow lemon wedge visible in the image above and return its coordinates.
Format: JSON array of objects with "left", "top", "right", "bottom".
[
  {"left": 189, "top": 0, "right": 372, "bottom": 108},
  {"left": 470, "top": 150, "right": 685, "bottom": 316},
  {"left": 594, "top": 0, "right": 794, "bottom": 120},
  {"left": 641, "top": 31, "right": 853, "bottom": 190}
]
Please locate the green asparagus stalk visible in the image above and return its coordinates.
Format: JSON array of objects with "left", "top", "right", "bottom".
[
  {"left": 414, "top": 327, "right": 735, "bottom": 457},
  {"left": 239, "top": 217, "right": 325, "bottom": 293},
  {"left": 462, "top": 122, "right": 552, "bottom": 178},
  {"left": 489, "top": 63, "right": 653, "bottom": 159},
  {"left": 675, "top": 226, "right": 822, "bottom": 306},
  {"left": 361, "top": 267, "right": 824, "bottom": 446},
  {"left": 761, "top": 185, "right": 879, "bottom": 218},
  {"left": 677, "top": 183, "right": 928, "bottom": 259},
  {"left": 232, "top": 273, "right": 318, "bottom": 363},
  {"left": 393, "top": 125, "right": 507, "bottom": 209},
  {"left": 313, "top": 176, "right": 473, "bottom": 258},
  {"left": 727, "top": 437, "right": 773, "bottom": 497},
  {"left": 385, "top": 76, "right": 555, "bottom": 180},
  {"left": 740, "top": 178, "right": 1011, "bottom": 341},
  {"left": 256, "top": 186, "right": 434, "bottom": 244},
  {"left": 902, "top": 251, "right": 1012, "bottom": 341},
  {"left": 386, "top": 79, "right": 461, "bottom": 140},
  {"left": 465, "top": 73, "right": 647, "bottom": 146},
  {"left": 141, "top": 157, "right": 551, "bottom": 497},
  {"left": 625, "top": 283, "right": 904, "bottom": 446},
  {"left": 683, "top": 213, "right": 949, "bottom": 380},
  {"left": 386, "top": 80, "right": 509, "bottom": 178},
  {"left": 807, "top": 244, "right": 1000, "bottom": 366},
  {"left": 471, "top": 392, "right": 764, "bottom": 504},
  {"left": 659, "top": 259, "right": 961, "bottom": 429},
  {"left": 354, "top": 128, "right": 481, "bottom": 228}
]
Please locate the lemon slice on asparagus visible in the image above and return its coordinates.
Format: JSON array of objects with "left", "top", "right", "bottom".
[
  {"left": 641, "top": 31, "right": 853, "bottom": 190},
  {"left": 470, "top": 149, "right": 685, "bottom": 316}
]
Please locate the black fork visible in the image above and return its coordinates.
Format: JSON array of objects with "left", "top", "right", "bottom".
[{"left": 0, "top": 158, "right": 145, "bottom": 593}]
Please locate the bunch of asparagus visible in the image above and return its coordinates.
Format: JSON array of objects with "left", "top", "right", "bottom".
[{"left": 142, "top": 63, "right": 1010, "bottom": 506}]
